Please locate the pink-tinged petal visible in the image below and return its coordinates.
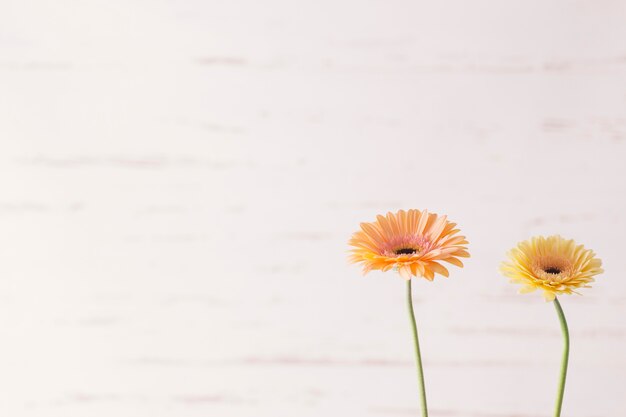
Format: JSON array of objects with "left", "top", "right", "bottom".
[
  {"left": 428, "top": 262, "right": 449, "bottom": 278},
  {"left": 386, "top": 211, "right": 401, "bottom": 237},
  {"left": 376, "top": 214, "right": 394, "bottom": 238},
  {"left": 360, "top": 222, "right": 386, "bottom": 244},
  {"left": 416, "top": 209, "right": 429, "bottom": 235},
  {"left": 398, "top": 265, "right": 412, "bottom": 280},
  {"left": 423, "top": 268, "right": 435, "bottom": 281},
  {"left": 441, "top": 257, "right": 464, "bottom": 268},
  {"left": 428, "top": 214, "right": 448, "bottom": 241}
]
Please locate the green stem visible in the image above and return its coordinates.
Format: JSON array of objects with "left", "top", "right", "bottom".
[
  {"left": 406, "top": 279, "right": 428, "bottom": 417},
  {"left": 553, "top": 297, "right": 570, "bottom": 417}
]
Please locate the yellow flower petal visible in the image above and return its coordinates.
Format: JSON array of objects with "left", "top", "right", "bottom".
[
  {"left": 543, "top": 291, "right": 556, "bottom": 302},
  {"left": 499, "top": 235, "right": 603, "bottom": 300},
  {"left": 518, "top": 285, "right": 537, "bottom": 294}
]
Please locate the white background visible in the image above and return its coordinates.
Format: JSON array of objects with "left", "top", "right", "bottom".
[{"left": 1, "top": 1, "right": 625, "bottom": 416}]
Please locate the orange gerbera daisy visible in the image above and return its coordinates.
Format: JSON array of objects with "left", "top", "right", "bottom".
[{"left": 348, "top": 209, "right": 469, "bottom": 280}]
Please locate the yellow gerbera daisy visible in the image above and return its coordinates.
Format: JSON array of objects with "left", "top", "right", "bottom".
[
  {"left": 500, "top": 235, "right": 603, "bottom": 301},
  {"left": 348, "top": 209, "right": 469, "bottom": 280}
]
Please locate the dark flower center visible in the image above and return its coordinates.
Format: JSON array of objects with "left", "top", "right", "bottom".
[
  {"left": 395, "top": 248, "right": 417, "bottom": 255},
  {"left": 544, "top": 267, "right": 561, "bottom": 274}
]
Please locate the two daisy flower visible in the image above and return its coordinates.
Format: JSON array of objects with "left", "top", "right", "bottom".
[
  {"left": 348, "top": 209, "right": 603, "bottom": 417},
  {"left": 349, "top": 208, "right": 602, "bottom": 300}
]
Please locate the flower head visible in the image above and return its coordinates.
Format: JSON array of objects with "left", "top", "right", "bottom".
[
  {"left": 348, "top": 209, "right": 469, "bottom": 280},
  {"left": 500, "top": 235, "right": 603, "bottom": 301}
]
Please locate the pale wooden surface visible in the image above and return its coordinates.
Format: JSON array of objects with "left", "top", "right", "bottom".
[{"left": 1, "top": 1, "right": 626, "bottom": 416}]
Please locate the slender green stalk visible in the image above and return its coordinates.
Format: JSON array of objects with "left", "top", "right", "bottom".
[
  {"left": 553, "top": 297, "right": 570, "bottom": 417},
  {"left": 406, "top": 279, "right": 428, "bottom": 417}
]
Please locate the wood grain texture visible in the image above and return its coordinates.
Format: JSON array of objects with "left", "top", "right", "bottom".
[{"left": 1, "top": 1, "right": 625, "bottom": 416}]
